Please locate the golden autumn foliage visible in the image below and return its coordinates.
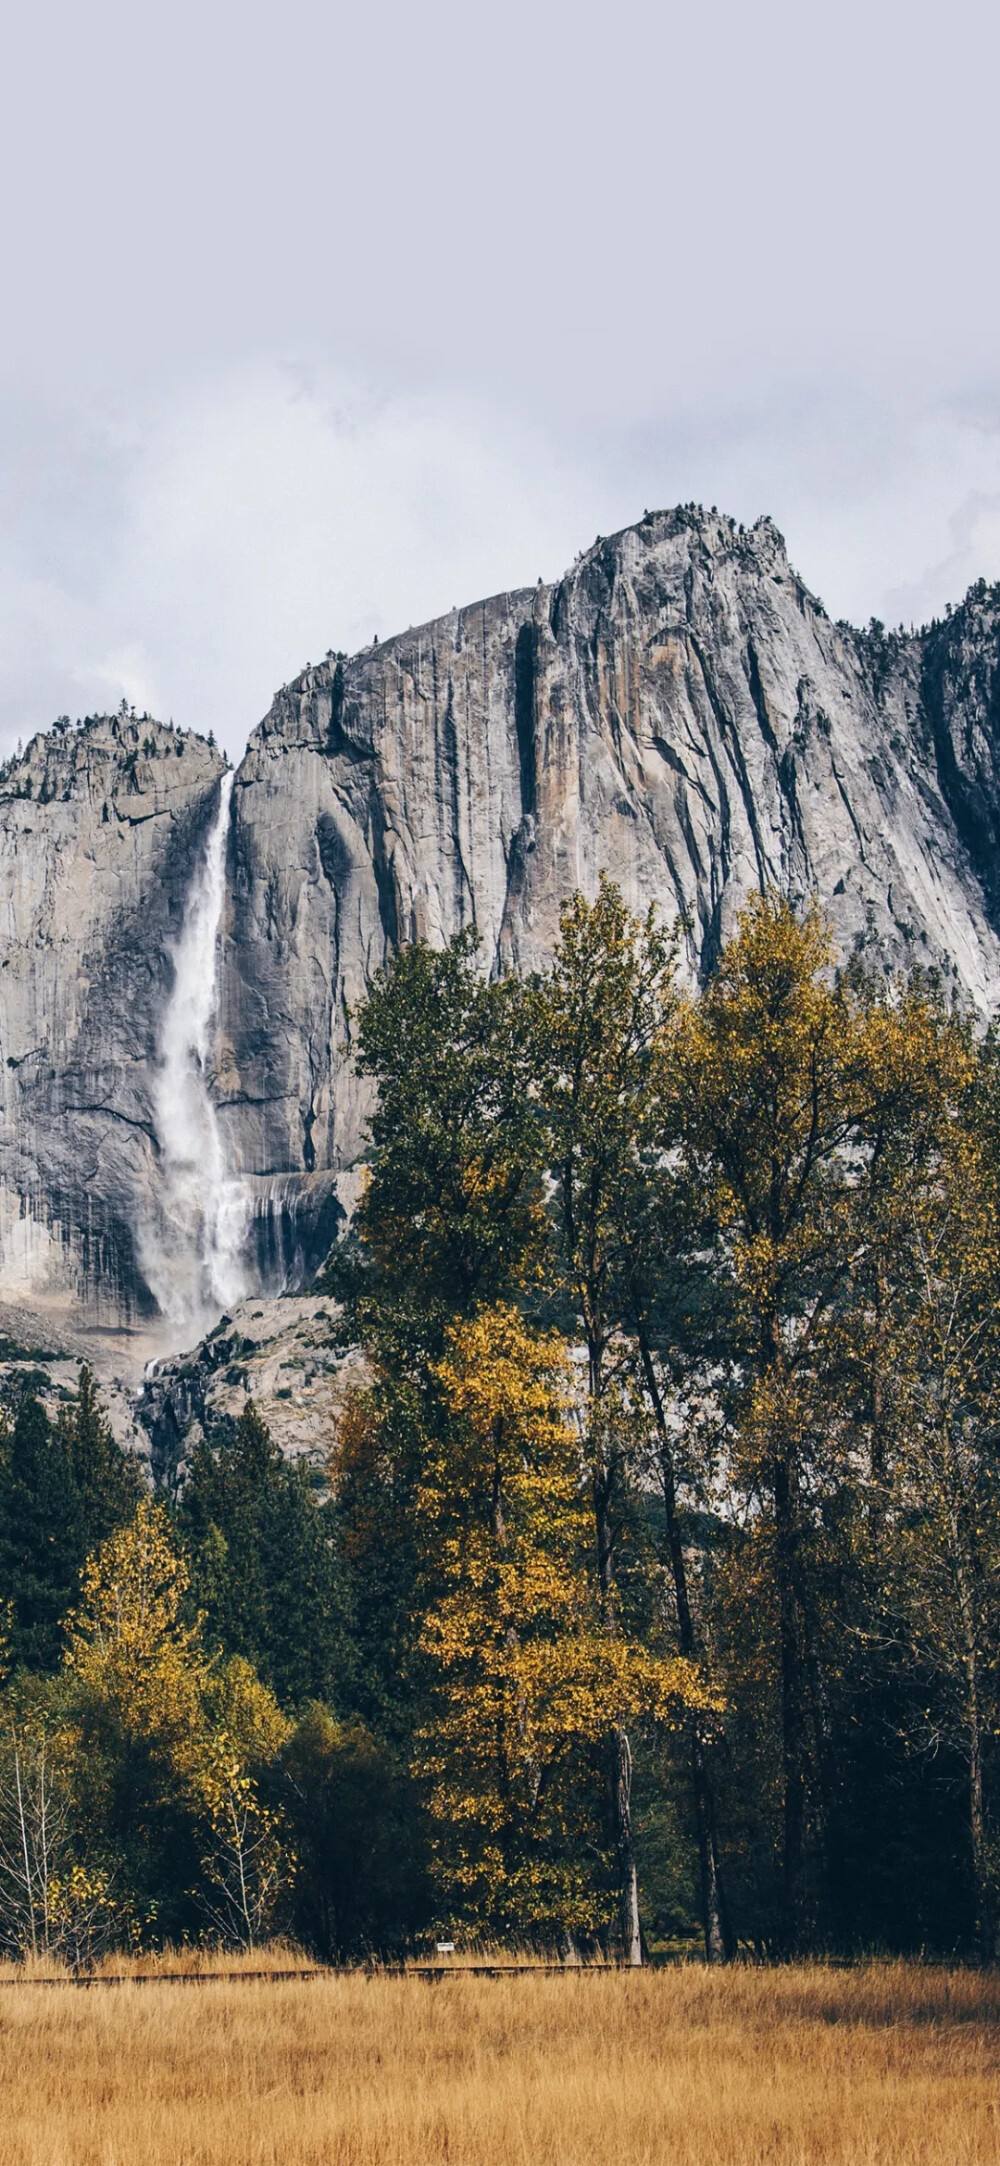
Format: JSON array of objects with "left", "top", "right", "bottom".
[
  {"left": 198, "top": 1656, "right": 293, "bottom": 1949},
  {"left": 59, "top": 1502, "right": 291, "bottom": 1946},
  {"left": 10, "top": 880, "right": 1000, "bottom": 1969},
  {"left": 415, "top": 1305, "right": 707, "bottom": 1930},
  {"left": 65, "top": 1504, "right": 287, "bottom": 1787},
  {"left": 65, "top": 1500, "right": 208, "bottom": 1786}
]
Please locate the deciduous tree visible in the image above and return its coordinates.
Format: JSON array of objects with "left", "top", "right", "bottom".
[
  {"left": 527, "top": 879, "right": 727, "bottom": 1960},
  {"left": 339, "top": 932, "right": 545, "bottom": 1358},
  {"left": 415, "top": 1305, "right": 705, "bottom": 1938}
]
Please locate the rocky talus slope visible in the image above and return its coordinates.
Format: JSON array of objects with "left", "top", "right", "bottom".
[
  {"left": 4, "top": 507, "right": 1000, "bottom": 1342},
  {"left": 136, "top": 1293, "right": 366, "bottom": 1486}
]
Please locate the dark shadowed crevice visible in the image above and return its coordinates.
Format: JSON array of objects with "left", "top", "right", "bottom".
[
  {"left": 689, "top": 634, "right": 767, "bottom": 892},
  {"left": 442, "top": 680, "right": 473, "bottom": 926},
  {"left": 368, "top": 797, "right": 400, "bottom": 950},
  {"left": 920, "top": 615, "right": 1000, "bottom": 924},
  {"left": 315, "top": 813, "right": 352, "bottom": 891},
  {"left": 514, "top": 622, "right": 537, "bottom": 819},
  {"left": 324, "top": 661, "right": 372, "bottom": 764},
  {"left": 326, "top": 663, "right": 345, "bottom": 755},
  {"left": 746, "top": 636, "right": 780, "bottom": 758}
]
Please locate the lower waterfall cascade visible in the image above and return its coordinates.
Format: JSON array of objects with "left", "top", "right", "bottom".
[{"left": 137, "top": 770, "right": 249, "bottom": 1338}]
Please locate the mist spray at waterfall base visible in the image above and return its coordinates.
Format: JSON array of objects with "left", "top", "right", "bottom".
[{"left": 138, "top": 771, "right": 250, "bottom": 1346}]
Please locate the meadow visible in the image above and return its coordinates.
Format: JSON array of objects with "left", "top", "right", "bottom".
[{"left": 0, "top": 1959, "right": 997, "bottom": 2165}]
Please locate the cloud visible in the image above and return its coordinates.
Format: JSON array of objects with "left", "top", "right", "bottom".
[
  {"left": 779, "top": 409, "right": 1000, "bottom": 632},
  {"left": 604, "top": 385, "right": 1000, "bottom": 634},
  {"left": 4, "top": 369, "right": 1000, "bottom": 766},
  {"left": 0, "top": 368, "right": 605, "bottom": 760},
  {"left": 881, "top": 489, "right": 1000, "bottom": 630}
]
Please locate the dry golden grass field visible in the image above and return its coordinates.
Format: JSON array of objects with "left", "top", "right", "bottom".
[{"left": 0, "top": 1957, "right": 998, "bottom": 2165}]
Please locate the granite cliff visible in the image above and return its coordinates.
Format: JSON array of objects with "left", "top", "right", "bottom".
[
  {"left": 0, "top": 713, "right": 224, "bottom": 1322},
  {"left": 4, "top": 506, "right": 1000, "bottom": 1342}
]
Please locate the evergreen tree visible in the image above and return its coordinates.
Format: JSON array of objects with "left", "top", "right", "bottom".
[
  {"left": 0, "top": 1396, "right": 85, "bottom": 1672},
  {"left": 282, "top": 1705, "right": 430, "bottom": 1959},
  {"left": 180, "top": 1403, "right": 348, "bottom": 1710},
  {"left": 332, "top": 1374, "right": 426, "bottom": 1740},
  {"left": 326, "top": 933, "right": 546, "bottom": 1751},
  {"left": 57, "top": 1364, "right": 142, "bottom": 1552}
]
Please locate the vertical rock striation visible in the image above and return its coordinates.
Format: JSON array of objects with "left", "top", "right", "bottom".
[
  {"left": 221, "top": 509, "right": 1000, "bottom": 1265},
  {"left": 5, "top": 508, "right": 1000, "bottom": 1330},
  {"left": 0, "top": 714, "right": 224, "bottom": 1316}
]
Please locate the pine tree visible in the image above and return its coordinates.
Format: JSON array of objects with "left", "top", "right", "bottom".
[
  {"left": 180, "top": 1403, "right": 348, "bottom": 1709},
  {"left": 331, "top": 1374, "right": 426, "bottom": 1738},
  {"left": 283, "top": 1705, "right": 429, "bottom": 1959},
  {"left": 57, "top": 1364, "right": 142, "bottom": 1552},
  {"left": 0, "top": 1396, "right": 85, "bottom": 1672}
]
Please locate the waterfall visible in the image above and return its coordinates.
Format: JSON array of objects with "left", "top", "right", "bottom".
[{"left": 138, "top": 771, "right": 249, "bottom": 1337}]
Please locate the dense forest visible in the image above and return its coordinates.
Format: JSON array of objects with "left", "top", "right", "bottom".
[{"left": 1, "top": 886, "right": 999, "bottom": 1966}]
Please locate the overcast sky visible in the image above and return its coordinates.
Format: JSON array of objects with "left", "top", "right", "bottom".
[{"left": 1, "top": 0, "right": 998, "bottom": 759}]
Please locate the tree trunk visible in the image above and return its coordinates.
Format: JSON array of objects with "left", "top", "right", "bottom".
[
  {"left": 791, "top": 1547, "right": 839, "bottom": 1933},
  {"left": 611, "top": 1723, "right": 643, "bottom": 1965},
  {"left": 636, "top": 1322, "right": 731, "bottom": 1961},
  {"left": 691, "top": 1728, "right": 729, "bottom": 1963},
  {"left": 593, "top": 1457, "right": 642, "bottom": 1964},
  {"left": 774, "top": 1450, "right": 807, "bottom": 1950},
  {"left": 955, "top": 1535, "right": 992, "bottom": 1959},
  {"left": 969, "top": 1703, "right": 990, "bottom": 1959}
]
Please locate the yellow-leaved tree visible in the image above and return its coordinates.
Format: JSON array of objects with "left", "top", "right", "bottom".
[
  {"left": 199, "top": 1656, "right": 292, "bottom": 1949},
  {"left": 65, "top": 1500, "right": 291, "bottom": 1946},
  {"left": 674, "top": 891, "right": 974, "bottom": 1948},
  {"left": 65, "top": 1498, "right": 207, "bottom": 1783},
  {"left": 414, "top": 1304, "right": 707, "bottom": 1938}
]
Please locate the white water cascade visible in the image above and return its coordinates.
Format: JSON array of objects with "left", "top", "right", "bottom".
[{"left": 138, "top": 771, "right": 249, "bottom": 1339}]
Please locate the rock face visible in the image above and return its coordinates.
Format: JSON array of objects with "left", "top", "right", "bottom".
[
  {"left": 136, "top": 1293, "right": 366, "bottom": 1487},
  {"left": 0, "top": 1297, "right": 146, "bottom": 1462},
  {"left": 0, "top": 714, "right": 224, "bottom": 1319},
  {"left": 6, "top": 508, "right": 1000, "bottom": 1334},
  {"left": 222, "top": 508, "right": 1000, "bottom": 1224}
]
